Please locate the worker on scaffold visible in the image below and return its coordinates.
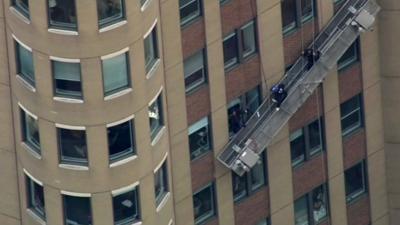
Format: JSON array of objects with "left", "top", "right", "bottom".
[
  {"left": 302, "top": 48, "right": 321, "bottom": 71},
  {"left": 271, "top": 83, "right": 287, "bottom": 111}
]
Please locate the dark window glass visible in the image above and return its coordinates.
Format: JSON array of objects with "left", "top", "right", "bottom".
[
  {"left": 97, "top": 0, "right": 125, "bottom": 28},
  {"left": 53, "top": 61, "right": 82, "bottom": 99},
  {"left": 155, "top": 161, "right": 169, "bottom": 205},
  {"left": 26, "top": 176, "right": 46, "bottom": 220},
  {"left": 16, "top": 42, "right": 35, "bottom": 86},
  {"left": 140, "top": 0, "right": 148, "bottom": 6},
  {"left": 312, "top": 185, "right": 328, "bottom": 223},
  {"left": 338, "top": 40, "right": 359, "bottom": 70},
  {"left": 340, "top": 94, "right": 362, "bottom": 136},
  {"left": 63, "top": 195, "right": 92, "bottom": 225},
  {"left": 12, "top": 0, "right": 30, "bottom": 18},
  {"left": 144, "top": 27, "right": 159, "bottom": 73},
  {"left": 294, "top": 185, "right": 329, "bottom": 225},
  {"left": 113, "top": 189, "right": 140, "bottom": 224},
  {"left": 102, "top": 53, "right": 130, "bottom": 96},
  {"left": 107, "top": 120, "right": 135, "bottom": 162},
  {"left": 21, "top": 109, "right": 40, "bottom": 153},
  {"left": 184, "top": 50, "right": 206, "bottom": 93},
  {"left": 193, "top": 184, "right": 216, "bottom": 224},
  {"left": 301, "top": 0, "right": 314, "bottom": 22},
  {"left": 345, "top": 161, "right": 367, "bottom": 202},
  {"left": 241, "top": 21, "right": 257, "bottom": 58},
  {"left": 189, "top": 117, "right": 211, "bottom": 160},
  {"left": 223, "top": 33, "right": 238, "bottom": 69},
  {"left": 290, "top": 129, "right": 306, "bottom": 166},
  {"left": 48, "top": 0, "right": 77, "bottom": 30},
  {"left": 179, "top": 0, "right": 201, "bottom": 26},
  {"left": 308, "top": 119, "right": 322, "bottom": 155},
  {"left": 281, "top": 0, "right": 296, "bottom": 33},
  {"left": 149, "top": 94, "right": 164, "bottom": 140},
  {"left": 294, "top": 196, "right": 309, "bottom": 225},
  {"left": 58, "top": 128, "right": 88, "bottom": 165}
]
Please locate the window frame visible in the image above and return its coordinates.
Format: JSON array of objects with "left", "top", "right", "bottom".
[
  {"left": 57, "top": 126, "right": 88, "bottom": 166},
  {"left": 62, "top": 192, "right": 92, "bottom": 225},
  {"left": 25, "top": 174, "right": 46, "bottom": 220},
  {"left": 47, "top": 0, "right": 78, "bottom": 31},
  {"left": 193, "top": 183, "right": 217, "bottom": 225},
  {"left": 188, "top": 117, "right": 212, "bottom": 160},
  {"left": 337, "top": 39, "right": 360, "bottom": 71},
  {"left": 294, "top": 184, "right": 329, "bottom": 225},
  {"left": 240, "top": 20, "right": 258, "bottom": 59},
  {"left": 184, "top": 49, "right": 208, "bottom": 93},
  {"left": 340, "top": 94, "right": 363, "bottom": 137},
  {"left": 107, "top": 118, "right": 136, "bottom": 163},
  {"left": 345, "top": 160, "right": 368, "bottom": 203},
  {"left": 51, "top": 58, "right": 83, "bottom": 100},
  {"left": 154, "top": 159, "right": 169, "bottom": 206},
  {"left": 15, "top": 40, "right": 35, "bottom": 87},
  {"left": 179, "top": 0, "right": 202, "bottom": 27},
  {"left": 101, "top": 50, "right": 131, "bottom": 97},
  {"left": 148, "top": 92, "right": 165, "bottom": 141},
  {"left": 96, "top": 0, "right": 126, "bottom": 28},
  {"left": 111, "top": 184, "right": 141, "bottom": 225},
  {"left": 20, "top": 107, "right": 41, "bottom": 154},
  {"left": 144, "top": 24, "right": 159, "bottom": 75},
  {"left": 281, "top": 0, "right": 316, "bottom": 36},
  {"left": 12, "top": 0, "right": 30, "bottom": 18}
]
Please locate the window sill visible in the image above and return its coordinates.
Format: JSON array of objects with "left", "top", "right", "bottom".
[
  {"left": 185, "top": 83, "right": 207, "bottom": 96},
  {"left": 140, "top": 0, "right": 152, "bottom": 11},
  {"left": 156, "top": 192, "right": 171, "bottom": 212},
  {"left": 104, "top": 88, "right": 132, "bottom": 101},
  {"left": 151, "top": 126, "right": 166, "bottom": 146},
  {"left": 109, "top": 155, "right": 138, "bottom": 168},
  {"left": 346, "top": 191, "right": 367, "bottom": 205},
  {"left": 190, "top": 148, "right": 212, "bottom": 162},
  {"left": 342, "top": 126, "right": 363, "bottom": 139},
  {"left": 16, "top": 74, "right": 36, "bottom": 92},
  {"left": 9, "top": 7, "right": 30, "bottom": 24},
  {"left": 146, "top": 59, "right": 161, "bottom": 79},
  {"left": 26, "top": 209, "right": 46, "bottom": 225},
  {"left": 99, "top": 20, "right": 127, "bottom": 33},
  {"left": 180, "top": 15, "right": 203, "bottom": 30},
  {"left": 48, "top": 28, "right": 78, "bottom": 36},
  {"left": 21, "top": 142, "right": 42, "bottom": 160},
  {"left": 59, "top": 164, "right": 89, "bottom": 171},
  {"left": 53, "top": 96, "right": 84, "bottom": 104},
  {"left": 224, "top": 62, "right": 240, "bottom": 74},
  {"left": 338, "top": 61, "right": 360, "bottom": 73}
]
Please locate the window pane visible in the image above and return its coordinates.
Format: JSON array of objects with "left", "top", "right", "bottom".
[
  {"left": 26, "top": 176, "right": 46, "bottom": 219},
  {"left": 21, "top": 110, "right": 40, "bottom": 152},
  {"left": 193, "top": 184, "right": 215, "bottom": 224},
  {"left": 301, "top": 0, "right": 314, "bottom": 22},
  {"left": 340, "top": 95, "right": 362, "bottom": 135},
  {"left": 102, "top": 53, "right": 130, "bottom": 95},
  {"left": 232, "top": 173, "right": 247, "bottom": 201},
  {"left": 223, "top": 33, "right": 238, "bottom": 68},
  {"left": 113, "top": 189, "right": 139, "bottom": 224},
  {"left": 144, "top": 28, "right": 159, "bottom": 73},
  {"left": 345, "top": 162, "right": 366, "bottom": 201},
  {"left": 13, "top": 0, "right": 30, "bottom": 18},
  {"left": 108, "top": 120, "right": 135, "bottom": 161},
  {"left": 281, "top": 0, "right": 296, "bottom": 33},
  {"left": 188, "top": 117, "right": 210, "bottom": 159},
  {"left": 53, "top": 61, "right": 82, "bottom": 98},
  {"left": 155, "top": 161, "right": 169, "bottom": 205},
  {"left": 184, "top": 50, "right": 206, "bottom": 92},
  {"left": 338, "top": 40, "right": 359, "bottom": 69},
  {"left": 245, "top": 87, "right": 261, "bottom": 117},
  {"left": 241, "top": 22, "right": 256, "bottom": 57},
  {"left": 227, "top": 101, "right": 243, "bottom": 137},
  {"left": 97, "top": 0, "right": 125, "bottom": 27},
  {"left": 290, "top": 129, "right": 306, "bottom": 166},
  {"left": 48, "top": 0, "right": 77, "bottom": 30},
  {"left": 16, "top": 42, "right": 35, "bottom": 86},
  {"left": 308, "top": 119, "right": 322, "bottom": 155},
  {"left": 149, "top": 94, "right": 164, "bottom": 140},
  {"left": 58, "top": 128, "right": 88, "bottom": 165},
  {"left": 179, "top": 0, "right": 201, "bottom": 26},
  {"left": 294, "top": 196, "right": 309, "bottom": 225},
  {"left": 63, "top": 195, "right": 92, "bottom": 225},
  {"left": 312, "top": 185, "right": 328, "bottom": 223},
  {"left": 250, "top": 159, "right": 265, "bottom": 191}
]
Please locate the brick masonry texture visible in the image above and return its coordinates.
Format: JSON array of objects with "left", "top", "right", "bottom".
[
  {"left": 191, "top": 152, "right": 215, "bottom": 191},
  {"left": 347, "top": 195, "right": 371, "bottom": 225},
  {"left": 293, "top": 153, "right": 327, "bottom": 199},
  {"left": 225, "top": 55, "right": 261, "bottom": 102},
  {"left": 234, "top": 187, "right": 270, "bottom": 225},
  {"left": 181, "top": 18, "right": 206, "bottom": 59},
  {"left": 205, "top": 217, "right": 219, "bottom": 225},
  {"left": 343, "top": 129, "right": 366, "bottom": 170},
  {"left": 220, "top": 0, "right": 257, "bottom": 36},
  {"left": 186, "top": 85, "right": 211, "bottom": 125},
  {"left": 338, "top": 63, "right": 363, "bottom": 103}
]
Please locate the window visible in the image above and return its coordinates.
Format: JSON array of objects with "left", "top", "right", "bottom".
[
  {"left": 184, "top": 49, "right": 207, "bottom": 93},
  {"left": 345, "top": 161, "right": 367, "bottom": 202},
  {"left": 102, "top": 52, "right": 130, "bottom": 96},
  {"left": 97, "top": 0, "right": 125, "bottom": 28},
  {"left": 144, "top": 26, "right": 159, "bottom": 74},
  {"left": 179, "top": 0, "right": 201, "bottom": 26},
  {"left": 340, "top": 94, "right": 362, "bottom": 136},
  {"left": 223, "top": 20, "right": 257, "bottom": 70},
  {"left": 256, "top": 218, "right": 270, "bottom": 225},
  {"left": 112, "top": 188, "right": 140, "bottom": 224},
  {"left": 140, "top": 0, "right": 149, "bottom": 7},
  {"left": 290, "top": 118, "right": 324, "bottom": 167},
  {"left": 232, "top": 153, "right": 266, "bottom": 201},
  {"left": 193, "top": 183, "right": 216, "bottom": 224},
  {"left": 227, "top": 86, "right": 261, "bottom": 137},
  {"left": 63, "top": 194, "right": 92, "bottom": 225},
  {"left": 58, "top": 128, "right": 88, "bottom": 165},
  {"left": 188, "top": 117, "right": 211, "bottom": 160},
  {"left": 294, "top": 185, "right": 328, "bottom": 225},
  {"left": 337, "top": 39, "right": 359, "bottom": 70},
  {"left": 149, "top": 94, "right": 164, "bottom": 140},
  {"left": 52, "top": 60, "right": 82, "bottom": 99},
  {"left": 26, "top": 176, "right": 45, "bottom": 220},
  {"left": 154, "top": 160, "right": 169, "bottom": 206},
  {"left": 21, "top": 109, "right": 40, "bottom": 153},
  {"left": 15, "top": 41, "right": 35, "bottom": 86},
  {"left": 48, "top": 0, "right": 77, "bottom": 30},
  {"left": 12, "top": 0, "right": 30, "bottom": 18},
  {"left": 281, "top": 0, "right": 315, "bottom": 34},
  {"left": 107, "top": 120, "right": 135, "bottom": 162}
]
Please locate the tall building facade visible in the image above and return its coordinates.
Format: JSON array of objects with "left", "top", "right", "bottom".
[{"left": 0, "top": 0, "right": 395, "bottom": 225}]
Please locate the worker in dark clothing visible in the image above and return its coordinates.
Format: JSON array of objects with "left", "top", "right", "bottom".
[
  {"left": 302, "top": 48, "right": 321, "bottom": 70},
  {"left": 271, "top": 84, "right": 287, "bottom": 111}
]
